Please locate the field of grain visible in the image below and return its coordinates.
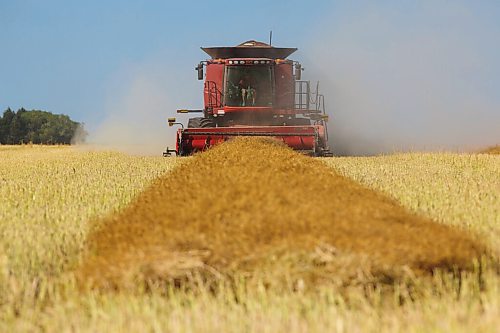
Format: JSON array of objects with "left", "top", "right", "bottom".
[{"left": 0, "top": 142, "right": 499, "bottom": 332}]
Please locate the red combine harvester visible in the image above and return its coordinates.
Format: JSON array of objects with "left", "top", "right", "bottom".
[{"left": 164, "top": 40, "right": 332, "bottom": 157}]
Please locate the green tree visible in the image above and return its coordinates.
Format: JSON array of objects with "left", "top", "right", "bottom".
[
  {"left": 0, "top": 108, "right": 15, "bottom": 143},
  {"left": 0, "top": 108, "right": 86, "bottom": 144},
  {"left": 9, "top": 109, "right": 26, "bottom": 144}
]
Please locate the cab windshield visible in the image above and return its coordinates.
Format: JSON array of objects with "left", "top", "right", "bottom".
[{"left": 224, "top": 65, "right": 273, "bottom": 107}]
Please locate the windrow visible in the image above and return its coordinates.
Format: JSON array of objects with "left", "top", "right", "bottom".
[{"left": 77, "top": 138, "right": 488, "bottom": 290}]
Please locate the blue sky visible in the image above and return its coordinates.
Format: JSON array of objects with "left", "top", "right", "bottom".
[
  {"left": 1, "top": 1, "right": 499, "bottom": 153},
  {"left": 0, "top": 0, "right": 331, "bottom": 126}
]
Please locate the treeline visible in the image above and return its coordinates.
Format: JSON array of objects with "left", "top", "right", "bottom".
[{"left": 0, "top": 108, "right": 87, "bottom": 144}]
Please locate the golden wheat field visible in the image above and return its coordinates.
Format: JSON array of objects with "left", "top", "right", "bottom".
[{"left": 0, "top": 141, "right": 499, "bottom": 332}]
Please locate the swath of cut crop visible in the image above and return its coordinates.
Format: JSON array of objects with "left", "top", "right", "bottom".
[{"left": 77, "top": 138, "right": 488, "bottom": 290}]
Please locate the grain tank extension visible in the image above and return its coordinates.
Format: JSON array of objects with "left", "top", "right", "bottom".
[{"left": 164, "top": 40, "right": 332, "bottom": 156}]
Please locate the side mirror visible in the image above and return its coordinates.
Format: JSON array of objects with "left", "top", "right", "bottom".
[
  {"left": 168, "top": 117, "right": 176, "bottom": 127},
  {"left": 196, "top": 63, "right": 204, "bottom": 80},
  {"left": 294, "top": 63, "right": 302, "bottom": 80}
]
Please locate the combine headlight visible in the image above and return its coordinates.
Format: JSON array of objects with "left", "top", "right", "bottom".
[
  {"left": 228, "top": 60, "right": 233, "bottom": 64},
  {"left": 254, "top": 60, "right": 259, "bottom": 64}
]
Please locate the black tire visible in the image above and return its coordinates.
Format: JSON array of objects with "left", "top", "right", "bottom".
[
  {"left": 188, "top": 117, "right": 216, "bottom": 128},
  {"left": 200, "top": 118, "right": 216, "bottom": 128},
  {"left": 187, "top": 117, "right": 203, "bottom": 128}
]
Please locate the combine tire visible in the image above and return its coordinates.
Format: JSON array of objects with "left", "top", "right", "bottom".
[
  {"left": 200, "top": 118, "right": 216, "bottom": 128},
  {"left": 188, "top": 117, "right": 216, "bottom": 128},
  {"left": 188, "top": 117, "right": 203, "bottom": 128}
]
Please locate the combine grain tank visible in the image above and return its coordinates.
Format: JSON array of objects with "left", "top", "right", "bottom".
[{"left": 164, "top": 40, "right": 332, "bottom": 156}]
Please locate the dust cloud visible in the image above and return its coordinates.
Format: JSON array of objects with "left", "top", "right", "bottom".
[
  {"left": 87, "top": 60, "right": 196, "bottom": 155},
  {"left": 307, "top": 1, "right": 500, "bottom": 155},
  {"left": 70, "top": 124, "right": 88, "bottom": 145}
]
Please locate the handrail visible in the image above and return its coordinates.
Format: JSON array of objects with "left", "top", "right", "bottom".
[{"left": 205, "top": 81, "right": 223, "bottom": 110}]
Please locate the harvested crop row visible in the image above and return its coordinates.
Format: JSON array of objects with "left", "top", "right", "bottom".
[{"left": 78, "top": 138, "right": 488, "bottom": 290}]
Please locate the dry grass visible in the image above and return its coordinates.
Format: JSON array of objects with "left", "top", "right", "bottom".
[
  {"left": 323, "top": 152, "right": 500, "bottom": 250},
  {"left": 78, "top": 138, "right": 488, "bottom": 290},
  {"left": 0, "top": 145, "right": 177, "bottom": 282},
  {"left": 1, "top": 143, "right": 499, "bottom": 332}
]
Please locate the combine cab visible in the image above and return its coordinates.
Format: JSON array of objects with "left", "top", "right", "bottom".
[{"left": 164, "top": 40, "right": 332, "bottom": 157}]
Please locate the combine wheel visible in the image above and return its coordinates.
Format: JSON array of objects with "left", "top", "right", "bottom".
[
  {"left": 316, "top": 147, "right": 334, "bottom": 157},
  {"left": 187, "top": 117, "right": 203, "bottom": 128},
  {"left": 200, "top": 118, "right": 216, "bottom": 128},
  {"left": 188, "top": 117, "right": 216, "bottom": 128}
]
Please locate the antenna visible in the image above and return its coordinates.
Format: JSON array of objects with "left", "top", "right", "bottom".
[{"left": 269, "top": 31, "right": 273, "bottom": 46}]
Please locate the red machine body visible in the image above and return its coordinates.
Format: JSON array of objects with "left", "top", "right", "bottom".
[{"left": 165, "top": 40, "right": 332, "bottom": 157}]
